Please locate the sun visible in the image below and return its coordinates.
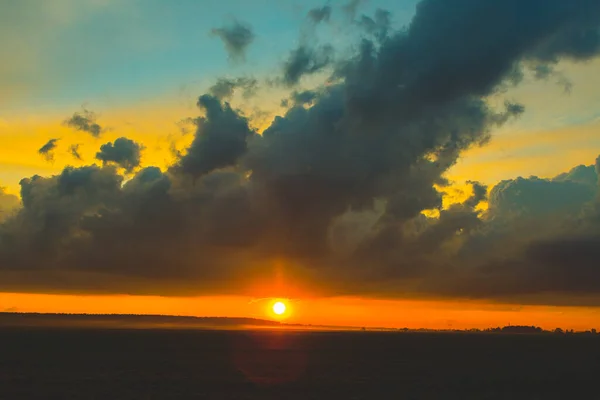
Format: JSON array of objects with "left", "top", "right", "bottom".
[{"left": 272, "top": 301, "right": 286, "bottom": 315}]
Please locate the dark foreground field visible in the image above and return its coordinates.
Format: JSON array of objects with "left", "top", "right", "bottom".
[{"left": 0, "top": 328, "right": 598, "bottom": 399}]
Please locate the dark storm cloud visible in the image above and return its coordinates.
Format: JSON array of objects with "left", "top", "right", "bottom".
[
  {"left": 532, "top": 23, "right": 600, "bottom": 63},
  {"left": 69, "top": 144, "right": 83, "bottom": 161},
  {"left": 211, "top": 20, "right": 255, "bottom": 62},
  {"left": 282, "top": 45, "right": 334, "bottom": 86},
  {"left": 337, "top": 0, "right": 600, "bottom": 131},
  {"left": 433, "top": 164, "right": 600, "bottom": 302},
  {"left": 38, "top": 138, "right": 59, "bottom": 162},
  {"left": 64, "top": 109, "right": 104, "bottom": 138},
  {"left": 0, "top": 166, "right": 123, "bottom": 272},
  {"left": 307, "top": 6, "right": 332, "bottom": 24},
  {"left": 488, "top": 175, "right": 597, "bottom": 219},
  {"left": 464, "top": 181, "right": 487, "bottom": 209},
  {"left": 95, "top": 137, "right": 143, "bottom": 172},
  {"left": 525, "top": 236, "right": 600, "bottom": 289},
  {"left": 437, "top": 229, "right": 600, "bottom": 304},
  {"left": 208, "top": 77, "right": 258, "bottom": 100},
  {"left": 172, "top": 95, "right": 254, "bottom": 178},
  {"left": 357, "top": 9, "right": 391, "bottom": 41},
  {"left": 1, "top": 0, "right": 600, "bottom": 303},
  {"left": 0, "top": 163, "right": 265, "bottom": 294},
  {"left": 554, "top": 164, "right": 598, "bottom": 186}
]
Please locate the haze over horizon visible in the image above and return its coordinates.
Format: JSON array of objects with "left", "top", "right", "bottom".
[{"left": 2, "top": 0, "right": 600, "bottom": 330}]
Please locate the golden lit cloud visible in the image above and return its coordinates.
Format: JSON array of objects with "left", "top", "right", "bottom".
[{"left": 447, "top": 120, "right": 600, "bottom": 186}]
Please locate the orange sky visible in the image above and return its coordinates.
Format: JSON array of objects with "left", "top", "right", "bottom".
[{"left": 1, "top": 292, "right": 598, "bottom": 331}]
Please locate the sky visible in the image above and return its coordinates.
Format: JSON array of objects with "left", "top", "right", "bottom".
[{"left": 1, "top": 0, "right": 600, "bottom": 330}]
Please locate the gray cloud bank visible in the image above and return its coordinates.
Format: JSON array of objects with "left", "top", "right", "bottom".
[{"left": 1, "top": 0, "right": 600, "bottom": 304}]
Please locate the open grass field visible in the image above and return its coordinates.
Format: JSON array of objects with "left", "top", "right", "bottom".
[{"left": 0, "top": 328, "right": 598, "bottom": 399}]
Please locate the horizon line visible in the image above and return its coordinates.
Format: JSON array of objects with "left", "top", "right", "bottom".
[{"left": 1, "top": 311, "right": 598, "bottom": 334}]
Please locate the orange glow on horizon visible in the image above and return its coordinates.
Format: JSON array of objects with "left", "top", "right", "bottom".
[{"left": 0, "top": 292, "right": 599, "bottom": 332}]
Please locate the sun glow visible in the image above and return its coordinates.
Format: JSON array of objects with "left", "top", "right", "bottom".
[{"left": 272, "top": 301, "right": 286, "bottom": 315}]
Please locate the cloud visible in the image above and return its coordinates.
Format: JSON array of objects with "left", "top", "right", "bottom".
[
  {"left": 38, "top": 138, "right": 60, "bottom": 162},
  {"left": 280, "top": 89, "right": 319, "bottom": 108},
  {"left": 488, "top": 174, "right": 597, "bottom": 220},
  {"left": 208, "top": 77, "right": 258, "bottom": 100},
  {"left": 96, "top": 137, "right": 143, "bottom": 172},
  {"left": 357, "top": 9, "right": 391, "bottom": 41},
  {"left": 172, "top": 95, "right": 254, "bottom": 178},
  {"left": 531, "top": 20, "right": 600, "bottom": 64},
  {"left": 342, "top": 0, "right": 364, "bottom": 20},
  {"left": 435, "top": 164, "right": 600, "bottom": 302},
  {"left": 211, "top": 20, "right": 255, "bottom": 63},
  {"left": 0, "top": 0, "right": 600, "bottom": 304},
  {"left": 282, "top": 44, "right": 334, "bottom": 86},
  {"left": 307, "top": 6, "right": 332, "bottom": 24},
  {"left": 0, "top": 188, "right": 20, "bottom": 222},
  {"left": 554, "top": 163, "right": 598, "bottom": 186},
  {"left": 64, "top": 109, "right": 104, "bottom": 138},
  {"left": 464, "top": 181, "right": 487, "bottom": 208},
  {"left": 69, "top": 144, "right": 83, "bottom": 161}
]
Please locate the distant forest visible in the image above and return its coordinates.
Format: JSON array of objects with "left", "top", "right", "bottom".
[{"left": 0, "top": 313, "right": 598, "bottom": 335}]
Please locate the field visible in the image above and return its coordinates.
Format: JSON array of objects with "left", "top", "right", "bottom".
[{"left": 0, "top": 328, "right": 598, "bottom": 399}]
